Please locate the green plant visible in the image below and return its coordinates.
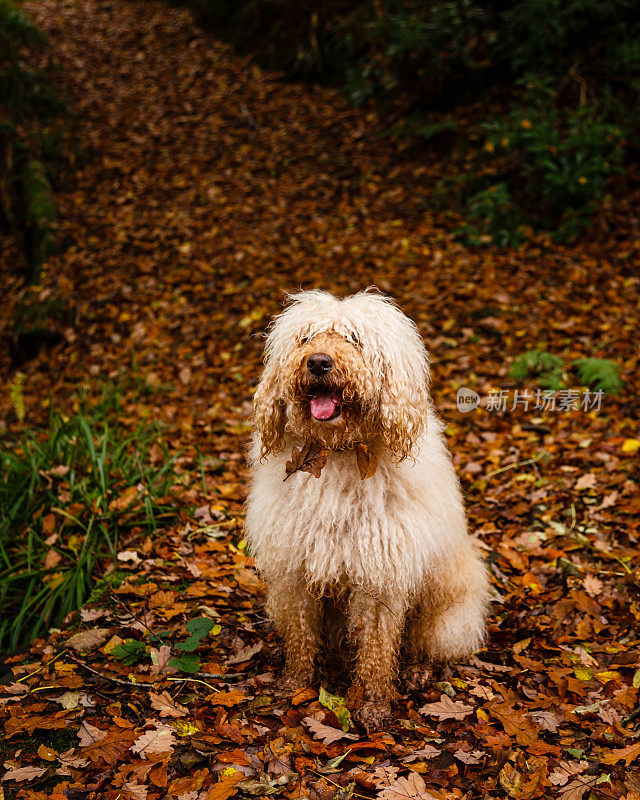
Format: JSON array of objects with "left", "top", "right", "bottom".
[
  {"left": 168, "top": 616, "right": 220, "bottom": 672},
  {"left": 456, "top": 182, "right": 527, "bottom": 248},
  {"left": 0, "top": 405, "right": 181, "bottom": 652},
  {"left": 481, "top": 75, "right": 624, "bottom": 241},
  {"left": 573, "top": 358, "right": 623, "bottom": 395},
  {"left": 509, "top": 350, "right": 565, "bottom": 390}
]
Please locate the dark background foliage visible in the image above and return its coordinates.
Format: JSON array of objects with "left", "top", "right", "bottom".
[{"left": 184, "top": 0, "right": 640, "bottom": 243}]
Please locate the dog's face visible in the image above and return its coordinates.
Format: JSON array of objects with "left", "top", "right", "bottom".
[{"left": 253, "top": 290, "right": 431, "bottom": 459}]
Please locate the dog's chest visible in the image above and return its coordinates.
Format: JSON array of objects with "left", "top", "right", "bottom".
[{"left": 275, "top": 453, "right": 424, "bottom": 591}]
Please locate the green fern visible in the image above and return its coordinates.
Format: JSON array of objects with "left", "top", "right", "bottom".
[
  {"left": 572, "top": 358, "right": 623, "bottom": 395},
  {"left": 509, "top": 350, "right": 564, "bottom": 389}
]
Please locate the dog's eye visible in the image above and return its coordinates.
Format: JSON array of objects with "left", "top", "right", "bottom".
[
  {"left": 299, "top": 332, "right": 312, "bottom": 345},
  {"left": 347, "top": 331, "right": 361, "bottom": 348}
]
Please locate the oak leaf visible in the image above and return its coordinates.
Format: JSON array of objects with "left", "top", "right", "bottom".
[
  {"left": 67, "top": 627, "right": 111, "bottom": 653},
  {"left": 78, "top": 721, "right": 108, "bottom": 747},
  {"left": 149, "top": 691, "right": 189, "bottom": 718},
  {"left": 486, "top": 699, "right": 557, "bottom": 754},
  {"left": 557, "top": 776, "right": 598, "bottom": 800},
  {"left": 131, "top": 723, "right": 176, "bottom": 758},
  {"left": 600, "top": 740, "right": 640, "bottom": 766},
  {"left": 303, "top": 716, "right": 358, "bottom": 744},
  {"left": 355, "top": 443, "right": 378, "bottom": 479},
  {"left": 284, "top": 438, "right": 326, "bottom": 480},
  {"left": 418, "top": 695, "right": 474, "bottom": 720},
  {"left": 377, "top": 771, "right": 441, "bottom": 800},
  {"left": 207, "top": 767, "right": 245, "bottom": 800},
  {"left": 2, "top": 765, "right": 48, "bottom": 782}
]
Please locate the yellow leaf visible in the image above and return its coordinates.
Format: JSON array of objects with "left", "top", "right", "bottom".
[
  {"left": 573, "top": 666, "right": 593, "bottom": 681},
  {"left": 622, "top": 438, "right": 640, "bottom": 454},
  {"left": 173, "top": 720, "right": 200, "bottom": 737}
]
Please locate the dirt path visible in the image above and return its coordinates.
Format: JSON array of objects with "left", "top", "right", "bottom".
[{"left": 2, "top": 0, "right": 639, "bottom": 797}]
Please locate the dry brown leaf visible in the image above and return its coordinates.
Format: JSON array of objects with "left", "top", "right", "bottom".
[
  {"left": 78, "top": 721, "right": 108, "bottom": 747},
  {"left": 557, "top": 776, "right": 599, "bottom": 800},
  {"left": 149, "top": 691, "right": 189, "bottom": 718},
  {"left": 150, "top": 644, "right": 173, "bottom": 676},
  {"left": 2, "top": 765, "right": 48, "bottom": 782},
  {"left": 131, "top": 723, "right": 176, "bottom": 758},
  {"left": 377, "top": 771, "right": 441, "bottom": 800},
  {"left": 418, "top": 694, "right": 474, "bottom": 720},
  {"left": 206, "top": 768, "right": 245, "bottom": 800},
  {"left": 486, "top": 699, "right": 557, "bottom": 754},
  {"left": 303, "top": 716, "right": 358, "bottom": 744},
  {"left": 601, "top": 740, "right": 640, "bottom": 766},
  {"left": 403, "top": 745, "right": 440, "bottom": 762},
  {"left": 208, "top": 689, "right": 246, "bottom": 707},
  {"left": 355, "top": 442, "right": 378, "bottom": 479},
  {"left": 284, "top": 438, "right": 327, "bottom": 480},
  {"left": 67, "top": 627, "right": 110, "bottom": 653}
]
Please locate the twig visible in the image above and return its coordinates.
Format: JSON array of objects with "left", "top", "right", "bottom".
[
  {"left": 69, "top": 653, "right": 246, "bottom": 688},
  {"left": 68, "top": 653, "right": 157, "bottom": 690},
  {"left": 485, "top": 451, "right": 546, "bottom": 479}
]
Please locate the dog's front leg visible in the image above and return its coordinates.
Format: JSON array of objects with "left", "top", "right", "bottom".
[
  {"left": 349, "top": 591, "right": 404, "bottom": 731},
  {"left": 268, "top": 583, "right": 321, "bottom": 688}
]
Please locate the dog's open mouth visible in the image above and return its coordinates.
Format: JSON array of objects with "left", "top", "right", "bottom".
[{"left": 308, "top": 391, "right": 342, "bottom": 421}]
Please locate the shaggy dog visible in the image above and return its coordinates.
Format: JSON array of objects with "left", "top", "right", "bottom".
[{"left": 245, "top": 290, "right": 489, "bottom": 729}]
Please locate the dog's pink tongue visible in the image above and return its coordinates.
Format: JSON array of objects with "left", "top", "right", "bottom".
[{"left": 310, "top": 395, "right": 337, "bottom": 420}]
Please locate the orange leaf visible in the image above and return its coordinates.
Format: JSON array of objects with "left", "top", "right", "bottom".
[{"left": 206, "top": 768, "right": 244, "bottom": 800}]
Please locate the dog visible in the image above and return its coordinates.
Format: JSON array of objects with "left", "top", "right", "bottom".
[{"left": 245, "top": 290, "right": 489, "bottom": 729}]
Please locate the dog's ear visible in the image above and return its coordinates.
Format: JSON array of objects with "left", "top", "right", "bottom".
[
  {"left": 253, "top": 359, "right": 286, "bottom": 457},
  {"left": 377, "top": 335, "right": 431, "bottom": 461}
]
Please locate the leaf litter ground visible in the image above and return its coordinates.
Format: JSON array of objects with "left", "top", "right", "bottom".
[{"left": 1, "top": 0, "right": 639, "bottom": 798}]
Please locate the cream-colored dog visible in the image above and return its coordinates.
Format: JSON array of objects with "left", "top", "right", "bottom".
[{"left": 245, "top": 290, "right": 489, "bottom": 729}]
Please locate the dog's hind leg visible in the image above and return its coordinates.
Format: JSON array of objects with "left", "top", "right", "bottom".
[
  {"left": 267, "top": 581, "right": 322, "bottom": 687},
  {"left": 407, "top": 547, "right": 488, "bottom": 674}
]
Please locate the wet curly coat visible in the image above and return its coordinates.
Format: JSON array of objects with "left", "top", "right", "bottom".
[{"left": 245, "top": 290, "right": 489, "bottom": 728}]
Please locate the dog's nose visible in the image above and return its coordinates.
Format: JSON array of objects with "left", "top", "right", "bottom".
[{"left": 307, "top": 353, "right": 333, "bottom": 376}]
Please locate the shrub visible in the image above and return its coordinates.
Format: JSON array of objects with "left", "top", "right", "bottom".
[
  {"left": 480, "top": 75, "right": 624, "bottom": 241},
  {"left": 0, "top": 0, "right": 65, "bottom": 277}
]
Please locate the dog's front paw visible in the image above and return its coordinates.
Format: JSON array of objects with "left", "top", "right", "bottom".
[
  {"left": 357, "top": 699, "right": 392, "bottom": 733},
  {"left": 279, "top": 669, "right": 315, "bottom": 692},
  {"left": 402, "top": 664, "right": 433, "bottom": 692}
]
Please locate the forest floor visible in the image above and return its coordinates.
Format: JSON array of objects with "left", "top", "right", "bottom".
[{"left": 1, "top": 0, "right": 640, "bottom": 798}]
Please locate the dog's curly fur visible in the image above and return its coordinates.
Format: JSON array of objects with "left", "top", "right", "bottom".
[{"left": 245, "top": 290, "right": 489, "bottom": 729}]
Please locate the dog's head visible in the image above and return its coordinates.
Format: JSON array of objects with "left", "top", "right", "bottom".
[{"left": 253, "top": 290, "right": 431, "bottom": 459}]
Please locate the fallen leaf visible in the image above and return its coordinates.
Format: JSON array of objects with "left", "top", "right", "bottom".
[
  {"left": 206, "top": 767, "right": 245, "bottom": 800},
  {"left": 208, "top": 690, "right": 247, "bottom": 707},
  {"left": 78, "top": 721, "right": 107, "bottom": 747},
  {"left": 601, "top": 740, "right": 640, "bottom": 766},
  {"left": 2, "top": 765, "right": 48, "bottom": 782},
  {"left": 131, "top": 723, "right": 177, "bottom": 757},
  {"left": 284, "top": 438, "right": 327, "bottom": 480},
  {"left": 486, "top": 699, "right": 557, "bottom": 754},
  {"left": 418, "top": 695, "right": 474, "bottom": 720},
  {"left": 149, "top": 691, "right": 189, "bottom": 717},
  {"left": 355, "top": 442, "right": 378, "bottom": 479},
  {"left": 303, "top": 717, "right": 358, "bottom": 744},
  {"left": 67, "top": 628, "right": 110, "bottom": 653},
  {"left": 150, "top": 644, "right": 173, "bottom": 675},
  {"left": 574, "top": 473, "right": 596, "bottom": 490},
  {"left": 377, "top": 771, "right": 440, "bottom": 800}
]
